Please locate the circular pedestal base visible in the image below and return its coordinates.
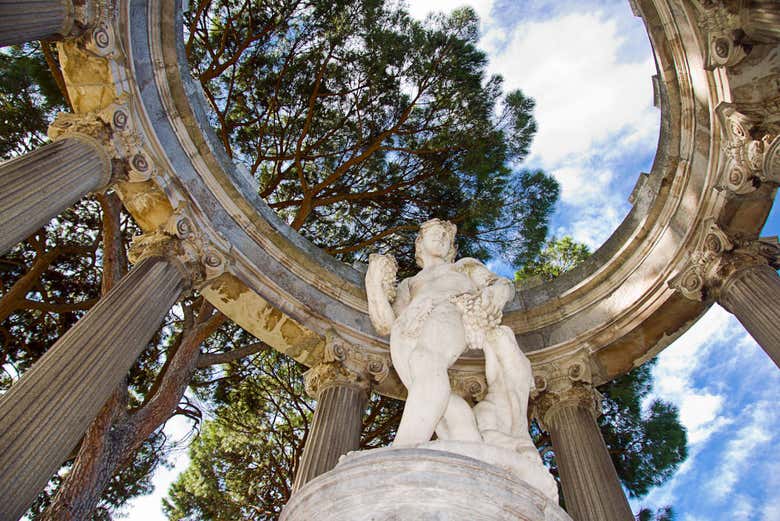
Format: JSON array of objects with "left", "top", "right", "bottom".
[{"left": 281, "top": 448, "right": 572, "bottom": 521}]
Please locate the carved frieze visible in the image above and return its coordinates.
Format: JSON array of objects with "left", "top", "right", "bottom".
[{"left": 693, "top": 0, "right": 746, "bottom": 69}]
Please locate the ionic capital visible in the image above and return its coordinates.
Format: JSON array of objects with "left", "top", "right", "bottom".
[
  {"left": 49, "top": 104, "right": 159, "bottom": 184},
  {"left": 530, "top": 352, "right": 601, "bottom": 430},
  {"left": 716, "top": 104, "right": 779, "bottom": 195},
  {"left": 303, "top": 331, "right": 390, "bottom": 399},
  {"left": 669, "top": 220, "right": 780, "bottom": 301},
  {"left": 65, "top": 0, "right": 116, "bottom": 56},
  {"left": 128, "top": 207, "right": 229, "bottom": 290}
]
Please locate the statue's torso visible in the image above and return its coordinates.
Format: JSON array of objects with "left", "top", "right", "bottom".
[{"left": 407, "top": 262, "right": 477, "bottom": 304}]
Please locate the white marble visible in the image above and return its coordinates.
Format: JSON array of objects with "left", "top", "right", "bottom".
[
  {"left": 281, "top": 448, "right": 572, "bottom": 521},
  {"left": 366, "top": 219, "right": 556, "bottom": 501}
]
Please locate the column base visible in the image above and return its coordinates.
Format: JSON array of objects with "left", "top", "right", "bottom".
[{"left": 282, "top": 447, "right": 570, "bottom": 521}]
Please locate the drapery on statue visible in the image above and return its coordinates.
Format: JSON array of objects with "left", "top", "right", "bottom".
[{"left": 365, "top": 218, "right": 557, "bottom": 500}]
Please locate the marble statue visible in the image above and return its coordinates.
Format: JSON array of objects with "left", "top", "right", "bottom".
[{"left": 365, "top": 218, "right": 558, "bottom": 501}]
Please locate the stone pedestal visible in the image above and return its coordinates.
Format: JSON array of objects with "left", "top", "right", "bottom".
[
  {"left": 0, "top": 137, "right": 111, "bottom": 255},
  {"left": 719, "top": 262, "right": 780, "bottom": 367},
  {"left": 0, "top": 255, "right": 186, "bottom": 521},
  {"left": 282, "top": 448, "right": 572, "bottom": 521}
]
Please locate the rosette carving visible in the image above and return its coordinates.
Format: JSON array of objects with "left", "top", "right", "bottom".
[{"left": 48, "top": 103, "right": 160, "bottom": 184}]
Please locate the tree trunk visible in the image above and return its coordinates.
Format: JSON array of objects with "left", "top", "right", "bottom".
[
  {"left": 41, "top": 388, "right": 130, "bottom": 521},
  {"left": 41, "top": 304, "right": 225, "bottom": 520}
]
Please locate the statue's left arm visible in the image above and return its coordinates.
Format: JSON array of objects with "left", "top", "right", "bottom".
[{"left": 457, "top": 258, "right": 515, "bottom": 315}]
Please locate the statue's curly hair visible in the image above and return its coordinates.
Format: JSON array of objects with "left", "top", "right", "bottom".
[{"left": 414, "top": 218, "right": 458, "bottom": 268}]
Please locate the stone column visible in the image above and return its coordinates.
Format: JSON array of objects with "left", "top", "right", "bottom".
[
  {"left": 0, "top": 0, "right": 93, "bottom": 47},
  {"left": 718, "top": 256, "right": 780, "bottom": 366},
  {"left": 741, "top": 1, "right": 780, "bottom": 43},
  {"left": 670, "top": 224, "right": 780, "bottom": 368},
  {"left": 532, "top": 357, "right": 633, "bottom": 521},
  {"left": 0, "top": 241, "right": 190, "bottom": 521},
  {"left": 291, "top": 333, "right": 389, "bottom": 492},
  {"left": 0, "top": 136, "right": 112, "bottom": 255}
]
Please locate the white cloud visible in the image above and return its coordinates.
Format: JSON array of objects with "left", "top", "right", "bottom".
[
  {"left": 707, "top": 401, "right": 774, "bottom": 501},
  {"left": 485, "top": 12, "right": 657, "bottom": 168},
  {"left": 650, "top": 306, "right": 741, "bottom": 446}
]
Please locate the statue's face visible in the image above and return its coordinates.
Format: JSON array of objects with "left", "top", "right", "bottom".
[{"left": 419, "top": 223, "right": 453, "bottom": 260}]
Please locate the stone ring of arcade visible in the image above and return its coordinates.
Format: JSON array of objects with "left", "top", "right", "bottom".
[{"left": 58, "top": 0, "right": 778, "bottom": 397}]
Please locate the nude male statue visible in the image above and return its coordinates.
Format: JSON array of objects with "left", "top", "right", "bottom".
[{"left": 365, "top": 218, "right": 517, "bottom": 445}]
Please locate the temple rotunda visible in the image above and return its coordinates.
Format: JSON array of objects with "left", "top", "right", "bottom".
[{"left": 0, "top": 1, "right": 779, "bottom": 520}]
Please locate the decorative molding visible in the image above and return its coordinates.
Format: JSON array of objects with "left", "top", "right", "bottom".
[
  {"left": 128, "top": 206, "right": 229, "bottom": 288},
  {"left": 75, "top": 0, "right": 117, "bottom": 57},
  {"left": 303, "top": 331, "right": 390, "bottom": 399},
  {"left": 669, "top": 220, "right": 780, "bottom": 301},
  {"left": 716, "top": 103, "right": 779, "bottom": 195}
]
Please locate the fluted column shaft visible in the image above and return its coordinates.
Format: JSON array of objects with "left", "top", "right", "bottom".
[
  {"left": 543, "top": 393, "right": 632, "bottom": 521},
  {"left": 742, "top": 1, "right": 780, "bottom": 43},
  {"left": 0, "top": 137, "right": 111, "bottom": 255},
  {"left": 292, "top": 382, "right": 367, "bottom": 492},
  {"left": 0, "top": 255, "right": 186, "bottom": 521},
  {"left": 719, "top": 263, "right": 780, "bottom": 367},
  {"left": 0, "top": 0, "right": 77, "bottom": 47}
]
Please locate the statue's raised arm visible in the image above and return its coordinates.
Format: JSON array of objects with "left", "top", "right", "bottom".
[{"left": 365, "top": 253, "right": 399, "bottom": 336}]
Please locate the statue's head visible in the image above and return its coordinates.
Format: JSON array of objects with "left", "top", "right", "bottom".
[{"left": 415, "top": 218, "right": 457, "bottom": 268}]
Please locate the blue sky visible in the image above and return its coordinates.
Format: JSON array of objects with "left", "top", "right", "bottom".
[{"left": 120, "top": 1, "right": 780, "bottom": 519}]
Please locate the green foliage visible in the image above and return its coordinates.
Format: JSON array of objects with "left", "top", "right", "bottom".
[
  {"left": 164, "top": 350, "right": 310, "bottom": 521},
  {"left": 515, "top": 235, "right": 590, "bottom": 283},
  {"left": 164, "top": 349, "right": 402, "bottom": 520},
  {"left": 185, "top": 0, "right": 559, "bottom": 271},
  {"left": 636, "top": 506, "right": 675, "bottom": 521},
  {"left": 0, "top": 43, "right": 66, "bottom": 159}
]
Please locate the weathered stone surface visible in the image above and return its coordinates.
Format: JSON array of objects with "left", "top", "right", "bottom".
[
  {"left": 0, "top": 137, "right": 111, "bottom": 255},
  {"left": 282, "top": 448, "right": 572, "bottom": 521},
  {"left": 37, "top": 0, "right": 780, "bottom": 396},
  {"left": 0, "top": 255, "right": 185, "bottom": 521}
]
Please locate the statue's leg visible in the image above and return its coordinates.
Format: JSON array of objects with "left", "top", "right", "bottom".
[
  {"left": 435, "top": 393, "right": 481, "bottom": 442},
  {"left": 392, "top": 348, "right": 451, "bottom": 446},
  {"left": 389, "top": 333, "right": 415, "bottom": 390}
]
